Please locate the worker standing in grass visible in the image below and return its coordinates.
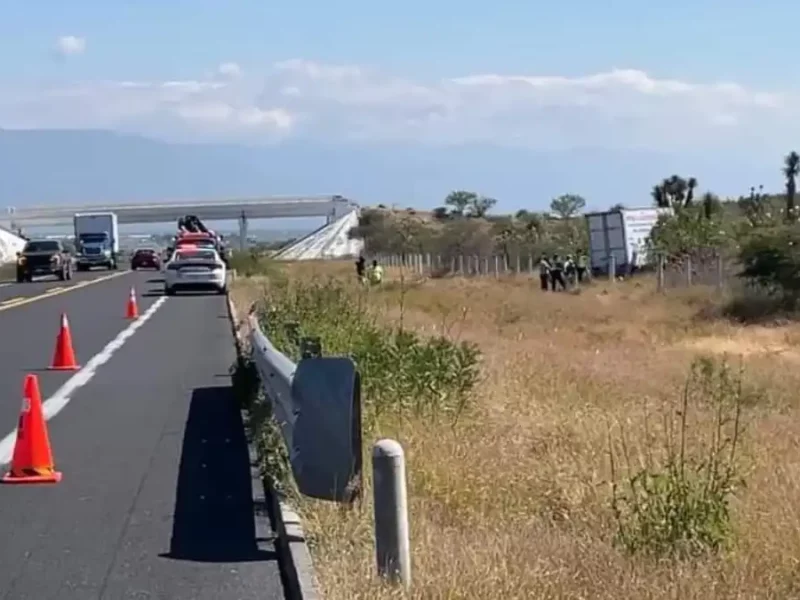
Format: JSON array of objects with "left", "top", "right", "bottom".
[
  {"left": 538, "top": 254, "right": 551, "bottom": 291},
  {"left": 564, "top": 255, "right": 576, "bottom": 285},
  {"left": 355, "top": 254, "right": 366, "bottom": 283},
  {"left": 550, "top": 254, "right": 567, "bottom": 291},
  {"left": 576, "top": 253, "right": 588, "bottom": 283},
  {"left": 368, "top": 259, "right": 384, "bottom": 285}
]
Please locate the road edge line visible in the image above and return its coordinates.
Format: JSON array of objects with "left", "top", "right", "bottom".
[
  {"left": 0, "top": 295, "right": 169, "bottom": 464},
  {"left": 227, "top": 293, "right": 322, "bottom": 600}
]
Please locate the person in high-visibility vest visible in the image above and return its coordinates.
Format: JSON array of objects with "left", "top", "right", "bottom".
[{"left": 368, "top": 260, "right": 384, "bottom": 284}]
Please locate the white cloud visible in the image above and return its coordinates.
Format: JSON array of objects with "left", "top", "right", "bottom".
[
  {"left": 216, "top": 62, "right": 243, "bottom": 80},
  {"left": 0, "top": 58, "right": 796, "bottom": 150},
  {"left": 55, "top": 35, "right": 86, "bottom": 57}
]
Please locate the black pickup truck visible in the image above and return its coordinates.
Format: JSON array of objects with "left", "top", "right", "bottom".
[{"left": 16, "top": 239, "right": 74, "bottom": 283}]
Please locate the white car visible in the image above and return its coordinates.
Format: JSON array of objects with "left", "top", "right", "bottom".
[{"left": 163, "top": 247, "right": 227, "bottom": 296}]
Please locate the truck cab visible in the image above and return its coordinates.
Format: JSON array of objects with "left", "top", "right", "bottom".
[{"left": 76, "top": 232, "right": 117, "bottom": 270}]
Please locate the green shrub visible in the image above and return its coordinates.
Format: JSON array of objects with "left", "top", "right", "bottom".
[
  {"left": 609, "top": 356, "right": 745, "bottom": 559},
  {"left": 716, "top": 224, "right": 800, "bottom": 321},
  {"left": 257, "top": 277, "right": 482, "bottom": 428},
  {"left": 738, "top": 224, "right": 800, "bottom": 302},
  {"left": 230, "top": 355, "right": 294, "bottom": 498}
]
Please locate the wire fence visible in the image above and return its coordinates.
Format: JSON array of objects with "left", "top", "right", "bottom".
[{"left": 374, "top": 252, "right": 739, "bottom": 293}]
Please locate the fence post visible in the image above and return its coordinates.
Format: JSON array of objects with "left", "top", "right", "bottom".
[
  {"left": 716, "top": 254, "right": 724, "bottom": 291},
  {"left": 494, "top": 255, "right": 500, "bottom": 278},
  {"left": 657, "top": 254, "right": 665, "bottom": 292},
  {"left": 528, "top": 255, "right": 534, "bottom": 275},
  {"left": 608, "top": 254, "right": 616, "bottom": 281},
  {"left": 373, "top": 439, "right": 411, "bottom": 589},
  {"left": 686, "top": 256, "right": 693, "bottom": 286},
  {"left": 458, "top": 255, "right": 464, "bottom": 275},
  {"left": 515, "top": 255, "right": 521, "bottom": 274}
]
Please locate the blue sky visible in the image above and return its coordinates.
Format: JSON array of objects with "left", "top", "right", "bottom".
[
  {"left": 0, "top": 1, "right": 799, "bottom": 215},
  {"left": 0, "top": 0, "right": 795, "bottom": 86}
]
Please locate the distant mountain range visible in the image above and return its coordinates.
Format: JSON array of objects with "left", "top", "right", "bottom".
[{"left": 0, "top": 129, "right": 782, "bottom": 215}]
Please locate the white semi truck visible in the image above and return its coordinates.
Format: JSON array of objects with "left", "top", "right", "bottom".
[{"left": 74, "top": 212, "right": 120, "bottom": 270}]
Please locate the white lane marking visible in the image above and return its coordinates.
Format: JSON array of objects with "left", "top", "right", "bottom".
[{"left": 0, "top": 295, "right": 169, "bottom": 465}]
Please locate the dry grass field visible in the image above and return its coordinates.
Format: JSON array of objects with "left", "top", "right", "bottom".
[{"left": 232, "top": 260, "right": 800, "bottom": 600}]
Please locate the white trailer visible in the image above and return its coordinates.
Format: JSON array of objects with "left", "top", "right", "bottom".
[
  {"left": 74, "top": 212, "right": 120, "bottom": 270},
  {"left": 585, "top": 207, "right": 672, "bottom": 273}
]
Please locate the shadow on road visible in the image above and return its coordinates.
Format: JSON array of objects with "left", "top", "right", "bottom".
[{"left": 160, "top": 385, "right": 276, "bottom": 563}]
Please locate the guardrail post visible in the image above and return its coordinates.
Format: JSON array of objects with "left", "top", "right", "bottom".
[{"left": 373, "top": 439, "right": 411, "bottom": 589}]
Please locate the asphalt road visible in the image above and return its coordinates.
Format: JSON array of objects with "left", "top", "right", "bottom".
[
  {"left": 0, "top": 268, "right": 128, "bottom": 306},
  {"left": 0, "top": 270, "right": 284, "bottom": 599}
]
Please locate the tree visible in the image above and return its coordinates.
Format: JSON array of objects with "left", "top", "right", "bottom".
[
  {"left": 467, "top": 196, "right": 497, "bottom": 218},
  {"left": 650, "top": 175, "right": 699, "bottom": 210},
  {"left": 701, "top": 192, "right": 722, "bottom": 220},
  {"left": 784, "top": 151, "right": 799, "bottom": 222},
  {"left": 549, "top": 194, "right": 586, "bottom": 219},
  {"left": 686, "top": 177, "right": 698, "bottom": 206},
  {"left": 444, "top": 190, "right": 478, "bottom": 217}
]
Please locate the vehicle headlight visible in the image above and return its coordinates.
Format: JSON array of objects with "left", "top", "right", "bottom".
[{"left": 103, "top": 249, "right": 111, "bottom": 256}]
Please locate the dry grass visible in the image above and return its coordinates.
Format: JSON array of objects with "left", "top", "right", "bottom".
[{"left": 232, "top": 260, "right": 800, "bottom": 600}]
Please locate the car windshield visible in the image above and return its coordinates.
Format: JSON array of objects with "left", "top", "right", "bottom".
[
  {"left": 24, "top": 241, "right": 59, "bottom": 252},
  {"left": 175, "top": 250, "right": 217, "bottom": 261},
  {"left": 134, "top": 249, "right": 156, "bottom": 256}
]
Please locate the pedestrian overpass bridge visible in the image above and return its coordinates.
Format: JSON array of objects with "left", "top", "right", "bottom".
[{"left": 2, "top": 195, "right": 358, "bottom": 250}]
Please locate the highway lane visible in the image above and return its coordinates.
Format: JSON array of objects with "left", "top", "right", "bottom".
[
  {"left": 0, "top": 269, "right": 156, "bottom": 435},
  {"left": 0, "top": 268, "right": 135, "bottom": 306},
  {"left": 0, "top": 276, "right": 284, "bottom": 599}
]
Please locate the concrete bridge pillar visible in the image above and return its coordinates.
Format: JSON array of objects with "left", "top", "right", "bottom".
[{"left": 238, "top": 211, "right": 248, "bottom": 251}]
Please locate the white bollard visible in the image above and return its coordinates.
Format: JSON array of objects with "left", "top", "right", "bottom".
[{"left": 372, "top": 439, "right": 411, "bottom": 588}]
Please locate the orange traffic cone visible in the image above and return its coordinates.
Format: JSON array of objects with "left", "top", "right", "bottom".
[
  {"left": 2, "top": 374, "right": 62, "bottom": 484},
  {"left": 49, "top": 313, "right": 80, "bottom": 371},
  {"left": 126, "top": 287, "right": 139, "bottom": 320}
]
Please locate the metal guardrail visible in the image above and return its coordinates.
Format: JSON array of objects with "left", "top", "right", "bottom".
[{"left": 248, "top": 314, "right": 362, "bottom": 502}]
